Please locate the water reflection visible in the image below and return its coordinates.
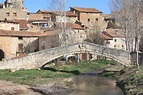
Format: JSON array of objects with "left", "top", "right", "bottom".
[{"left": 68, "top": 75, "right": 124, "bottom": 95}]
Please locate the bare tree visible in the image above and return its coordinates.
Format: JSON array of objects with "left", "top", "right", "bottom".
[
  {"left": 48, "top": 0, "right": 75, "bottom": 46},
  {"left": 110, "top": 0, "right": 142, "bottom": 69},
  {"left": 23, "top": 38, "right": 39, "bottom": 54}
]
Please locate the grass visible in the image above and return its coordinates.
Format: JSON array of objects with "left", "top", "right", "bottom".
[{"left": 0, "top": 60, "right": 117, "bottom": 86}]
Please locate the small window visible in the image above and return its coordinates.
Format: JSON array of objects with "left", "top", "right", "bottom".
[
  {"left": 6, "top": 12, "right": 10, "bottom": 16},
  {"left": 122, "top": 45, "right": 124, "bottom": 48},
  {"left": 88, "top": 19, "right": 90, "bottom": 22},
  {"left": 11, "top": 27, "right": 14, "bottom": 30},
  {"left": 96, "top": 18, "right": 98, "bottom": 21},
  {"left": 41, "top": 42, "right": 45, "bottom": 49},
  {"left": 18, "top": 43, "right": 23, "bottom": 52},
  {"left": 13, "top": 13, "right": 17, "bottom": 16},
  {"left": 114, "top": 39, "right": 117, "bottom": 42},
  {"left": 30, "top": 26, "right": 33, "bottom": 28},
  {"left": 18, "top": 36, "right": 23, "bottom": 40},
  {"left": 106, "top": 41, "right": 110, "bottom": 44},
  {"left": 114, "top": 45, "right": 116, "bottom": 48}
]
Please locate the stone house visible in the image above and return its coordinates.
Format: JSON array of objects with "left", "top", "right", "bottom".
[
  {"left": 39, "top": 23, "right": 86, "bottom": 50},
  {"left": 54, "top": 11, "right": 78, "bottom": 23},
  {"left": 0, "top": 7, "right": 28, "bottom": 20},
  {"left": 0, "top": 29, "right": 41, "bottom": 60},
  {"left": 100, "top": 28, "right": 126, "bottom": 50},
  {"left": 36, "top": 10, "right": 52, "bottom": 20},
  {"left": 0, "top": 19, "right": 19, "bottom": 31},
  {"left": 71, "top": 23, "right": 86, "bottom": 42},
  {"left": 66, "top": 11, "right": 78, "bottom": 23},
  {"left": 54, "top": 22, "right": 86, "bottom": 42},
  {"left": 70, "top": 7, "right": 103, "bottom": 29},
  {"left": 36, "top": 10, "right": 78, "bottom": 24},
  {"left": 28, "top": 13, "right": 50, "bottom": 30},
  {"left": 14, "top": 19, "right": 29, "bottom": 31},
  {"left": 39, "top": 28, "right": 62, "bottom": 50}
]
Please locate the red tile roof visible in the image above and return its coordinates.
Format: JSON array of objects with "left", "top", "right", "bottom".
[
  {"left": 14, "top": 19, "right": 29, "bottom": 29},
  {"left": 66, "top": 12, "right": 77, "bottom": 17},
  {"left": 0, "top": 29, "right": 42, "bottom": 37},
  {"left": 71, "top": 23, "right": 84, "bottom": 30},
  {"left": 103, "top": 29, "right": 124, "bottom": 38},
  {"left": 54, "top": 22, "right": 84, "bottom": 30},
  {"left": 37, "top": 10, "right": 77, "bottom": 17},
  {"left": 37, "top": 10, "right": 49, "bottom": 13},
  {"left": 71, "top": 7, "right": 102, "bottom": 13},
  {"left": 100, "top": 33, "right": 112, "bottom": 40},
  {"left": 41, "top": 28, "right": 62, "bottom": 36}
]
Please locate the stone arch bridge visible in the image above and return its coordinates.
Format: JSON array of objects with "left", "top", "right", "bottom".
[{"left": 0, "top": 42, "right": 136, "bottom": 71}]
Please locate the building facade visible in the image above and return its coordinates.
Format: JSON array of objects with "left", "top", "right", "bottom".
[
  {"left": 0, "top": 20, "right": 19, "bottom": 31},
  {"left": 0, "top": 7, "right": 28, "bottom": 20},
  {"left": 101, "top": 28, "right": 126, "bottom": 50},
  {"left": 0, "top": 30, "right": 41, "bottom": 60}
]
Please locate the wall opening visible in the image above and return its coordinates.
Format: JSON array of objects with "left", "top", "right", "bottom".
[{"left": 0, "top": 49, "right": 4, "bottom": 61}]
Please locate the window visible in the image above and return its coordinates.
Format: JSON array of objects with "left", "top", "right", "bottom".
[
  {"left": 13, "top": 13, "right": 17, "bottom": 16},
  {"left": 6, "top": 12, "right": 10, "bottom": 16},
  {"left": 114, "top": 45, "right": 116, "bottom": 48},
  {"left": 41, "top": 42, "right": 45, "bottom": 49},
  {"left": 114, "top": 39, "right": 117, "bottom": 42},
  {"left": 18, "top": 43, "right": 23, "bottom": 52},
  {"left": 18, "top": 36, "right": 23, "bottom": 40},
  {"left": 30, "top": 26, "right": 33, "bottom": 28},
  {"left": 88, "top": 19, "right": 90, "bottom": 22},
  {"left": 106, "top": 41, "right": 110, "bottom": 44},
  {"left": 96, "top": 18, "right": 98, "bottom": 21},
  {"left": 11, "top": 27, "right": 14, "bottom": 30},
  {"left": 122, "top": 45, "right": 124, "bottom": 48}
]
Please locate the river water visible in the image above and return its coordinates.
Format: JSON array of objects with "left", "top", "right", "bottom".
[
  {"left": 66, "top": 75, "right": 124, "bottom": 95},
  {"left": 31, "top": 74, "right": 124, "bottom": 95}
]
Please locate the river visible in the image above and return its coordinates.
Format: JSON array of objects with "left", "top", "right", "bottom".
[
  {"left": 34, "top": 74, "right": 124, "bottom": 95},
  {"left": 63, "top": 75, "right": 124, "bottom": 95}
]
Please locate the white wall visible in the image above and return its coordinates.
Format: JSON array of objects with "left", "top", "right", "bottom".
[{"left": 105, "top": 38, "right": 126, "bottom": 50}]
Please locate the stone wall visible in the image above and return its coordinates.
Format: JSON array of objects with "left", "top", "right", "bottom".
[
  {"left": 0, "top": 42, "right": 133, "bottom": 71},
  {"left": 0, "top": 8, "right": 27, "bottom": 20}
]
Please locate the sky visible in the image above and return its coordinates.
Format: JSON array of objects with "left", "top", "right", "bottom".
[{"left": 0, "top": 0, "right": 111, "bottom": 14}]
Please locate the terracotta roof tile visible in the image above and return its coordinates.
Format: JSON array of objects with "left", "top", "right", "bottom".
[
  {"left": 14, "top": 19, "right": 29, "bottom": 29},
  {"left": 37, "top": 10, "right": 77, "bottom": 17},
  {"left": 54, "top": 22, "right": 84, "bottom": 30},
  {"left": 41, "top": 28, "right": 62, "bottom": 36},
  {"left": 71, "top": 7, "right": 102, "bottom": 13},
  {"left": 66, "top": 12, "right": 77, "bottom": 17},
  {"left": 100, "top": 33, "right": 112, "bottom": 40},
  {"left": 0, "top": 29, "right": 42, "bottom": 37},
  {"left": 103, "top": 29, "right": 124, "bottom": 38},
  {"left": 37, "top": 10, "right": 49, "bottom": 13},
  {"left": 71, "top": 23, "right": 84, "bottom": 30}
]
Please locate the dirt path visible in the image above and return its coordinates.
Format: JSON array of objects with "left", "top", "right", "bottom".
[{"left": 0, "top": 80, "right": 41, "bottom": 95}]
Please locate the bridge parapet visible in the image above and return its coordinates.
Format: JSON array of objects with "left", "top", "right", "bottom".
[{"left": 80, "top": 42, "right": 131, "bottom": 66}]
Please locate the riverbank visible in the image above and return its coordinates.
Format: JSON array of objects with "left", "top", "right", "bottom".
[
  {"left": 0, "top": 59, "right": 141, "bottom": 95},
  {"left": 99, "top": 64, "right": 143, "bottom": 95},
  {"left": 0, "top": 60, "right": 119, "bottom": 95}
]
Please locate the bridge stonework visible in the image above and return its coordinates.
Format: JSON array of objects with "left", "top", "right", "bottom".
[{"left": 0, "top": 42, "right": 133, "bottom": 71}]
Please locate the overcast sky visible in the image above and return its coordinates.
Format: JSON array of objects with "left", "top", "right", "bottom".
[{"left": 0, "top": 0, "right": 111, "bottom": 14}]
